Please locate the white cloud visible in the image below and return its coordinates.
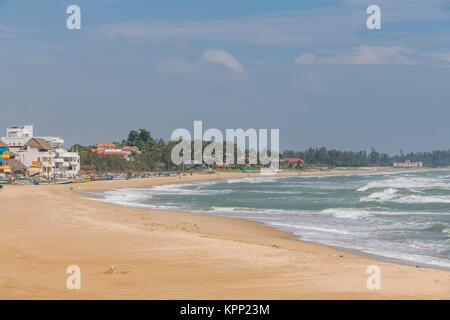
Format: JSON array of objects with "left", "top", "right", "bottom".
[
  {"left": 202, "top": 49, "right": 245, "bottom": 75},
  {"left": 326, "top": 45, "right": 419, "bottom": 65},
  {"left": 294, "top": 45, "right": 450, "bottom": 66}
]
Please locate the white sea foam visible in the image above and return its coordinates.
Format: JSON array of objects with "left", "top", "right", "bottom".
[
  {"left": 84, "top": 169, "right": 450, "bottom": 270},
  {"left": 361, "top": 191, "right": 450, "bottom": 204},
  {"left": 269, "top": 222, "right": 354, "bottom": 235},
  {"left": 395, "top": 195, "right": 450, "bottom": 204},
  {"left": 357, "top": 176, "right": 450, "bottom": 192},
  {"left": 226, "top": 177, "right": 280, "bottom": 184},
  {"left": 149, "top": 183, "right": 232, "bottom": 195},
  {"left": 360, "top": 188, "right": 399, "bottom": 201},
  {"left": 320, "top": 208, "right": 371, "bottom": 219}
]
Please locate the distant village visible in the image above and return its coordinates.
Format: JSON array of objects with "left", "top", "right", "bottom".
[
  {"left": 0, "top": 125, "right": 143, "bottom": 182},
  {"left": 0, "top": 125, "right": 80, "bottom": 179},
  {"left": 0, "top": 125, "right": 430, "bottom": 185}
]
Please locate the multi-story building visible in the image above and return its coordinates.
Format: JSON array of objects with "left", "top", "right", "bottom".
[
  {"left": 52, "top": 148, "right": 80, "bottom": 177},
  {"left": 1, "top": 126, "right": 80, "bottom": 177},
  {"left": 14, "top": 138, "right": 55, "bottom": 177},
  {"left": 1, "top": 125, "right": 34, "bottom": 148}
]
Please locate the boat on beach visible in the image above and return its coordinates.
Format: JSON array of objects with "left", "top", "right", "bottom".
[
  {"left": 73, "top": 178, "right": 91, "bottom": 184},
  {"left": 55, "top": 180, "right": 74, "bottom": 185},
  {"left": 92, "top": 177, "right": 113, "bottom": 181}
]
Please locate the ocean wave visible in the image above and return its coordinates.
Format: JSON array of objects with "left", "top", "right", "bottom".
[
  {"left": 357, "top": 176, "right": 450, "bottom": 192},
  {"left": 360, "top": 188, "right": 399, "bottom": 201},
  {"left": 206, "top": 206, "right": 308, "bottom": 216},
  {"left": 425, "top": 223, "right": 449, "bottom": 232},
  {"left": 361, "top": 193, "right": 450, "bottom": 204},
  {"left": 394, "top": 195, "right": 450, "bottom": 204},
  {"left": 269, "top": 222, "right": 354, "bottom": 235},
  {"left": 320, "top": 208, "right": 371, "bottom": 219},
  {"left": 359, "top": 184, "right": 450, "bottom": 203},
  {"left": 226, "top": 177, "right": 281, "bottom": 184},
  {"left": 149, "top": 183, "right": 233, "bottom": 195}
]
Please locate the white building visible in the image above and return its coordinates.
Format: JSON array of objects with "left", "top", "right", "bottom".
[
  {"left": 52, "top": 148, "right": 80, "bottom": 177},
  {"left": 1, "top": 125, "right": 80, "bottom": 177},
  {"left": 14, "top": 138, "right": 55, "bottom": 177},
  {"left": 1, "top": 125, "right": 34, "bottom": 148},
  {"left": 40, "top": 136, "right": 65, "bottom": 148},
  {"left": 393, "top": 160, "right": 423, "bottom": 168}
]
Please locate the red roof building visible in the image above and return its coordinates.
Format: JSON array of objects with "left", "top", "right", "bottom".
[
  {"left": 95, "top": 142, "right": 117, "bottom": 149},
  {"left": 121, "top": 146, "right": 139, "bottom": 151},
  {"left": 284, "top": 157, "right": 304, "bottom": 163}
]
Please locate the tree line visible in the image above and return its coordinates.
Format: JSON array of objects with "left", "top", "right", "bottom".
[
  {"left": 70, "top": 129, "right": 450, "bottom": 172},
  {"left": 282, "top": 147, "right": 450, "bottom": 167},
  {"left": 69, "top": 129, "right": 179, "bottom": 172}
]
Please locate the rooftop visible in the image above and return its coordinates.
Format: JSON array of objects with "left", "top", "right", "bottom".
[
  {"left": 95, "top": 142, "right": 117, "bottom": 148},
  {"left": 24, "top": 138, "right": 54, "bottom": 151}
]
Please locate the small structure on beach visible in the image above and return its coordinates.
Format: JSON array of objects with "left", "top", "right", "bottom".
[
  {"left": 7, "top": 158, "right": 27, "bottom": 175},
  {"left": 0, "top": 140, "right": 11, "bottom": 173},
  {"left": 393, "top": 160, "right": 423, "bottom": 168}
]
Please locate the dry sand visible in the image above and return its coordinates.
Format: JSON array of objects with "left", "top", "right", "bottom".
[{"left": 0, "top": 169, "right": 449, "bottom": 299}]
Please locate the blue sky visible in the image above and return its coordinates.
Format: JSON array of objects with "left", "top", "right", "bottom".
[{"left": 1, "top": 0, "right": 450, "bottom": 153}]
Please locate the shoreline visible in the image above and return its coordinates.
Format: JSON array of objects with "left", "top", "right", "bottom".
[
  {"left": 1, "top": 168, "right": 449, "bottom": 299},
  {"left": 84, "top": 168, "right": 450, "bottom": 271},
  {"left": 85, "top": 168, "right": 450, "bottom": 272}
]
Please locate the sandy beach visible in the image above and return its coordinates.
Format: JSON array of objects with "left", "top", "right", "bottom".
[{"left": 0, "top": 169, "right": 449, "bottom": 299}]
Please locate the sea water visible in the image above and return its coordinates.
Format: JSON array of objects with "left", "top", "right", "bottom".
[{"left": 94, "top": 170, "right": 450, "bottom": 269}]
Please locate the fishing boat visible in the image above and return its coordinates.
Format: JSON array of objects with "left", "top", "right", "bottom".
[
  {"left": 73, "top": 178, "right": 91, "bottom": 184},
  {"left": 113, "top": 175, "right": 129, "bottom": 180},
  {"left": 92, "top": 177, "right": 113, "bottom": 181},
  {"left": 55, "top": 180, "right": 74, "bottom": 185},
  {"left": 33, "top": 179, "right": 50, "bottom": 185}
]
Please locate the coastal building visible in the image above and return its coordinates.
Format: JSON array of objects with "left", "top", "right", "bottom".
[
  {"left": 121, "top": 146, "right": 141, "bottom": 160},
  {"left": 283, "top": 157, "right": 304, "bottom": 168},
  {"left": 40, "top": 136, "right": 65, "bottom": 148},
  {"left": 94, "top": 142, "right": 117, "bottom": 150},
  {"left": 1, "top": 126, "right": 80, "bottom": 177},
  {"left": 1, "top": 125, "right": 33, "bottom": 148},
  {"left": 52, "top": 148, "right": 81, "bottom": 177},
  {"left": 15, "top": 138, "right": 55, "bottom": 177},
  {"left": 92, "top": 143, "right": 140, "bottom": 161},
  {"left": 393, "top": 160, "right": 423, "bottom": 168},
  {"left": 0, "top": 140, "right": 11, "bottom": 173}
]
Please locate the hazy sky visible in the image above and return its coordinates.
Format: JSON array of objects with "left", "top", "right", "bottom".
[{"left": 1, "top": 0, "right": 450, "bottom": 154}]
